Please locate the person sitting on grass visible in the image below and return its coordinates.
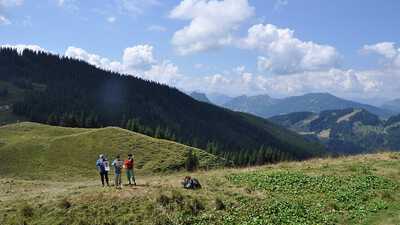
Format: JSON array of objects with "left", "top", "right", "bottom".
[
  {"left": 182, "top": 176, "right": 201, "bottom": 189},
  {"left": 124, "top": 153, "right": 136, "bottom": 186},
  {"left": 96, "top": 154, "right": 109, "bottom": 187},
  {"left": 112, "top": 155, "right": 124, "bottom": 189}
]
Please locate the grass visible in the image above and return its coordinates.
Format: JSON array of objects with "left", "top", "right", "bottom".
[
  {"left": 1, "top": 122, "right": 400, "bottom": 224},
  {"left": 0, "top": 122, "right": 223, "bottom": 180},
  {"left": 0, "top": 152, "right": 399, "bottom": 224}
]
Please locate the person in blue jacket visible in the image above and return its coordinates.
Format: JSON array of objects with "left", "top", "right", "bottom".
[{"left": 96, "top": 154, "right": 110, "bottom": 187}]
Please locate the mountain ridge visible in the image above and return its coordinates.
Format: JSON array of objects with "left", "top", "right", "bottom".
[{"left": 222, "top": 92, "right": 394, "bottom": 118}]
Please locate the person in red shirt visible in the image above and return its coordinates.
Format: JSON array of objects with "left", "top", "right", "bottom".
[{"left": 124, "top": 153, "right": 136, "bottom": 186}]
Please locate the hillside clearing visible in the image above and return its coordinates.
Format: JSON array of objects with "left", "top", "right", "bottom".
[{"left": 0, "top": 122, "right": 223, "bottom": 180}]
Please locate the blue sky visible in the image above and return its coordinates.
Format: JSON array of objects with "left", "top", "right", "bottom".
[{"left": 1, "top": 0, "right": 400, "bottom": 104}]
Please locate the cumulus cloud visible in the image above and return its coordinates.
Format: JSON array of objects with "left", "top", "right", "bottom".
[
  {"left": 169, "top": 0, "right": 254, "bottom": 55},
  {"left": 363, "top": 42, "right": 400, "bottom": 69},
  {"left": 65, "top": 45, "right": 181, "bottom": 85},
  {"left": 65, "top": 47, "right": 123, "bottom": 72},
  {"left": 239, "top": 24, "right": 340, "bottom": 74},
  {"left": 122, "top": 45, "right": 156, "bottom": 71},
  {"left": 185, "top": 66, "right": 397, "bottom": 101}
]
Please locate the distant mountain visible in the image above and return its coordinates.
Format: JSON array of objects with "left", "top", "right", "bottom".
[
  {"left": 223, "top": 93, "right": 394, "bottom": 118},
  {"left": 270, "top": 108, "right": 400, "bottom": 154},
  {"left": 189, "top": 91, "right": 211, "bottom": 104},
  {"left": 0, "top": 48, "right": 325, "bottom": 164},
  {"left": 223, "top": 94, "right": 279, "bottom": 116},
  {"left": 207, "top": 92, "right": 233, "bottom": 105},
  {"left": 382, "top": 99, "right": 400, "bottom": 113}
]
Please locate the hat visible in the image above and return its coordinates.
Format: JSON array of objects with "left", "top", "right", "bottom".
[{"left": 128, "top": 153, "right": 133, "bottom": 157}]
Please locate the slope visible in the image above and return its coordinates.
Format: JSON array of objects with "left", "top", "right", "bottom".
[
  {"left": 0, "top": 122, "right": 223, "bottom": 180},
  {"left": 0, "top": 48, "right": 324, "bottom": 160}
]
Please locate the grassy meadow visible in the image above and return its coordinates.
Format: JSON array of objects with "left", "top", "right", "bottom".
[{"left": 1, "top": 123, "right": 400, "bottom": 224}]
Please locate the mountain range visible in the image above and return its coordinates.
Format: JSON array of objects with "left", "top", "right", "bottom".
[
  {"left": 270, "top": 108, "right": 400, "bottom": 154},
  {"left": 0, "top": 48, "right": 325, "bottom": 163},
  {"left": 205, "top": 92, "right": 395, "bottom": 118}
]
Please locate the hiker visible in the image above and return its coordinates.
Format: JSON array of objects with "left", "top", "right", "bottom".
[
  {"left": 96, "top": 154, "right": 109, "bottom": 187},
  {"left": 182, "top": 176, "right": 201, "bottom": 189},
  {"left": 112, "top": 155, "right": 124, "bottom": 189},
  {"left": 124, "top": 153, "right": 136, "bottom": 186}
]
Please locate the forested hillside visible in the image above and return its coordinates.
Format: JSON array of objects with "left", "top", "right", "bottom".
[
  {"left": 0, "top": 48, "right": 325, "bottom": 164},
  {"left": 270, "top": 108, "right": 400, "bottom": 154}
]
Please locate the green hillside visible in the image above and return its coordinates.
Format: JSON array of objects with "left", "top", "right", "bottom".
[
  {"left": 0, "top": 122, "right": 222, "bottom": 180},
  {"left": 1, "top": 152, "right": 400, "bottom": 225}
]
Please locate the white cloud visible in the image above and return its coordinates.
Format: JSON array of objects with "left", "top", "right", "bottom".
[
  {"left": 169, "top": 0, "right": 254, "bottom": 55},
  {"left": 363, "top": 42, "right": 400, "bottom": 69},
  {"left": 186, "top": 66, "right": 398, "bottom": 100},
  {"left": 122, "top": 45, "right": 156, "bottom": 71},
  {"left": 144, "top": 61, "right": 182, "bottom": 85},
  {"left": 0, "top": 44, "right": 46, "bottom": 54},
  {"left": 65, "top": 45, "right": 182, "bottom": 85},
  {"left": 363, "top": 42, "right": 397, "bottom": 59},
  {"left": 65, "top": 46, "right": 123, "bottom": 72},
  {"left": 239, "top": 24, "right": 339, "bottom": 74},
  {"left": 107, "top": 16, "right": 116, "bottom": 23},
  {"left": 147, "top": 25, "right": 167, "bottom": 32}
]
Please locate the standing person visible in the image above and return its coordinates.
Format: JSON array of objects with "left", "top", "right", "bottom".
[
  {"left": 112, "top": 155, "right": 124, "bottom": 189},
  {"left": 124, "top": 154, "right": 136, "bottom": 186},
  {"left": 96, "top": 154, "right": 109, "bottom": 187}
]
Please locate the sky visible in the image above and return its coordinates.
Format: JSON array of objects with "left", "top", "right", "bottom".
[{"left": 1, "top": 0, "right": 400, "bottom": 105}]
